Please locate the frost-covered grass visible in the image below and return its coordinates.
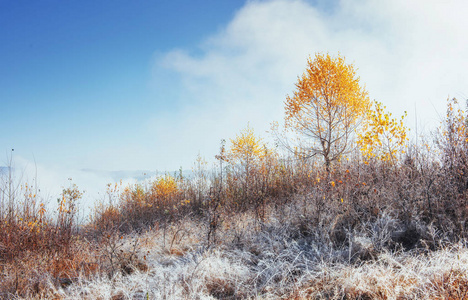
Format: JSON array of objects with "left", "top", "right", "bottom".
[
  {"left": 54, "top": 248, "right": 251, "bottom": 299},
  {"left": 292, "top": 243, "right": 468, "bottom": 299},
  {"left": 4, "top": 204, "right": 468, "bottom": 300}
]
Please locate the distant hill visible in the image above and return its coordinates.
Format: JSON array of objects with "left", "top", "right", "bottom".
[{"left": 80, "top": 169, "right": 194, "bottom": 182}]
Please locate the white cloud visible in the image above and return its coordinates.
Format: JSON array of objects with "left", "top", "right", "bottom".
[{"left": 152, "top": 0, "right": 468, "bottom": 168}]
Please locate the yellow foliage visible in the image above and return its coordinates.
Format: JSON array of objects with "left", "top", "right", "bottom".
[
  {"left": 284, "top": 53, "right": 370, "bottom": 167},
  {"left": 357, "top": 101, "right": 408, "bottom": 164},
  {"left": 437, "top": 98, "right": 468, "bottom": 172},
  {"left": 229, "top": 125, "right": 267, "bottom": 164},
  {"left": 442, "top": 98, "right": 467, "bottom": 146},
  {"left": 152, "top": 175, "right": 179, "bottom": 200}
]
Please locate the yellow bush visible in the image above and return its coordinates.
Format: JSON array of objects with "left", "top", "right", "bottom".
[
  {"left": 152, "top": 175, "right": 179, "bottom": 200},
  {"left": 357, "top": 100, "right": 408, "bottom": 164}
]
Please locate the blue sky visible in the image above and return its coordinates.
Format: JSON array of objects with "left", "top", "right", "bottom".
[
  {"left": 1, "top": 0, "right": 245, "bottom": 170},
  {"left": 2, "top": 0, "right": 468, "bottom": 210}
]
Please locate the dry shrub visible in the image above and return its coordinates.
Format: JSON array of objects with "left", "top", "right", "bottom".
[
  {"left": 87, "top": 174, "right": 189, "bottom": 239},
  {"left": 0, "top": 237, "right": 99, "bottom": 298},
  {"left": 90, "top": 204, "right": 122, "bottom": 233},
  {"left": 0, "top": 183, "right": 82, "bottom": 259},
  {"left": 90, "top": 174, "right": 188, "bottom": 234},
  {"left": 0, "top": 176, "right": 96, "bottom": 298}
]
